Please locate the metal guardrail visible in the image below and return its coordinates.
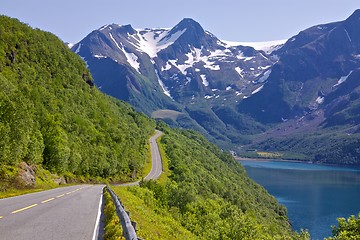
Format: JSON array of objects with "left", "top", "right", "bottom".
[{"left": 106, "top": 185, "right": 138, "bottom": 240}]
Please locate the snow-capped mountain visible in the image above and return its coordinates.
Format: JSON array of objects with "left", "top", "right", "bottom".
[
  {"left": 72, "top": 18, "right": 283, "bottom": 107},
  {"left": 73, "top": 10, "right": 360, "bottom": 162},
  {"left": 239, "top": 9, "right": 360, "bottom": 124},
  {"left": 71, "top": 18, "right": 286, "bottom": 147}
]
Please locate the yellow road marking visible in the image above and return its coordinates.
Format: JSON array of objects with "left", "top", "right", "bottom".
[
  {"left": 11, "top": 204, "right": 38, "bottom": 214},
  {"left": 56, "top": 194, "right": 65, "bottom": 198},
  {"left": 41, "top": 198, "right": 55, "bottom": 203}
]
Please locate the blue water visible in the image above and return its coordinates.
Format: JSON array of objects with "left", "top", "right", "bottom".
[{"left": 240, "top": 160, "right": 360, "bottom": 240}]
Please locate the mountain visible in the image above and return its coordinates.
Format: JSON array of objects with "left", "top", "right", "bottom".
[
  {"left": 239, "top": 9, "right": 360, "bottom": 123},
  {"left": 72, "top": 18, "right": 284, "bottom": 148},
  {"left": 73, "top": 10, "right": 360, "bottom": 165}
]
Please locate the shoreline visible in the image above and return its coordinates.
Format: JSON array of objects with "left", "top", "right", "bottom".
[
  {"left": 236, "top": 157, "right": 360, "bottom": 170},
  {"left": 235, "top": 157, "right": 306, "bottom": 164}
]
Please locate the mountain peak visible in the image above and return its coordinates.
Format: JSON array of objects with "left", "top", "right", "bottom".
[
  {"left": 172, "top": 18, "right": 204, "bottom": 33},
  {"left": 344, "top": 9, "right": 360, "bottom": 22},
  {"left": 350, "top": 9, "right": 360, "bottom": 17},
  {"left": 114, "top": 24, "right": 136, "bottom": 35},
  {"left": 99, "top": 23, "right": 136, "bottom": 35}
]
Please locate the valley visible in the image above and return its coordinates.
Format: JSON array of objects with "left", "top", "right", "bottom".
[{"left": 1, "top": 5, "right": 360, "bottom": 240}]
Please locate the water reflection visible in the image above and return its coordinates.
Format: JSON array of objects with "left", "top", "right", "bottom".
[{"left": 240, "top": 160, "right": 360, "bottom": 240}]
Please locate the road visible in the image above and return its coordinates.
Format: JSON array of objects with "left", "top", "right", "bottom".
[
  {"left": 0, "top": 184, "right": 104, "bottom": 240},
  {"left": 121, "top": 130, "right": 164, "bottom": 186},
  {"left": 144, "top": 130, "right": 164, "bottom": 180}
]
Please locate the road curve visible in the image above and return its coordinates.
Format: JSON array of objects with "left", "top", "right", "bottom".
[
  {"left": 144, "top": 130, "right": 164, "bottom": 180},
  {"left": 121, "top": 130, "right": 164, "bottom": 186},
  {"left": 0, "top": 184, "right": 104, "bottom": 240}
]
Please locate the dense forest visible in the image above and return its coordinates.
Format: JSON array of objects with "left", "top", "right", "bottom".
[{"left": 0, "top": 15, "right": 155, "bottom": 191}]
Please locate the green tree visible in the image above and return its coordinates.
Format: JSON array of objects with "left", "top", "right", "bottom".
[{"left": 326, "top": 213, "right": 360, "bottom": 240}]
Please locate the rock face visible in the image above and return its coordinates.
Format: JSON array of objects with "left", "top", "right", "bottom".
[
  {"left": 16, "top": 162, "right": 36, "bottom": 187},
  {"left": 239, "top": 9, "right": 360, "bottom": 124}
]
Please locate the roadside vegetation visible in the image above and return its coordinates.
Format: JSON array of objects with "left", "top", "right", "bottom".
[{"left": 102, "top": 188, "right": 124, "bottom": 240}]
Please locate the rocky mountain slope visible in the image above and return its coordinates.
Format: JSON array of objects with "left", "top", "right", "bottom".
[
  {"left": 73, "top": 10, "right": 360, "bottom": 165},
  {"left": 72, "top": 18, "right": 284, "bottom": 147}
]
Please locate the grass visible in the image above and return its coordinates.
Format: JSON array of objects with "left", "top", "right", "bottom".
[
  {"left": 151, "top": 110, "right": 184, "bottom": 121},
  {"left": 0, "top": 165, "right": 95, "bottom": 199},
  {"left": 111, "top": 186, "right": 197, "bottom": 240},
  {"left": 103, "top": 132, "right": 194, "bottom": 239},
  {"left": 103, "top": 188, "right": 125, "bottom": 240},
  {"left": 155, "top": 134, "right": 170, "bottom": 184},
  {"left": 141, "top": 135, "right": 153, "bottom": 179},
  {"left": 256, "top": 151, "right": 283, "bottom": 158}
]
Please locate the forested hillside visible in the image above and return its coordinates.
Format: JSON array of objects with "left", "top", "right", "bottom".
[
  {"left": 113, "top": 124, "right": 309, "bottom": 239},
  {"left": 0, "top": 15, "right": 155, "bottom": 190}
]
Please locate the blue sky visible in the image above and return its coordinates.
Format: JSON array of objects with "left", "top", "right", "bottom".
[{"left": 1, "top": 0, "right": 359, "bottom": 43}]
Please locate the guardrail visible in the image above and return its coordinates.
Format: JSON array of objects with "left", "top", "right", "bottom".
[{"left": 106, "top": 185, "right": 138, "bottom": 240}]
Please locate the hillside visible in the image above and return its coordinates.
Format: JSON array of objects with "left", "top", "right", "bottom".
[
  {"left": 0, "top": 15, "right": 155, "bottom": 191},
  {"left": 113, "top": 124, "right": 309, "bottom": 239}
]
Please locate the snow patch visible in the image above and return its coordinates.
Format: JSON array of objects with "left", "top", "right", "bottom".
[
  {"left": 252, "top": 85, "right": 264, "bottom": 95},
  {"left": 226, "top": 86, "right": 232, "bottom": 91},
  {"left": 235, "top": 67, "right": 244, "bottom": 78},
  {"left": 161, "top": 61, "right": 172, "bottom": 71},
  {"left": 204, "top": 95, "right": 214, "bottom": 99},
  {"left": 316, "top": 96, "right": 324, "bottom": 104},
  {"left": 155, "top": 69, "right": 173, "bottom": 99},
  {"left": 257, "top": 70, "right": 271, "bottom": 83},
  {"left": 75, "top": 44, "right": 81, "bottom": 54},
  {"left": 333, "top": 71, "right": 353, "bottom": 87},
  {"left": 123, "top": 28, "right": 186, "bottom": 58},
  {"left": 344, "top": 28, "right": 352, "bottom": 42},
  {"left": 236, "top": 52, "right": 255, "bottom": 61},
  {"left": 204, "top": 64, "right": 220, "bottom": 70},
  {"left": 157, "top": 28, "right": 187, "bottom": 51},
  {"left": 200, "top": 75, "right": 209, "bottom": 87},
  {"left": 94, "top": 54, "right": 107, "bottom": 59},
  {"left": 99, "top": 25, "right": 109, "bottom": 31},
  {"left": 109, "top": 33, "right": 140, "bottom": 73},
  {"left": 223, "top": 39, "right": 286, "bottom": 54}
]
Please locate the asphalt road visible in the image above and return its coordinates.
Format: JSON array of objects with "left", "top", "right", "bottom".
[
  {"left": 121, "top": 130, "right": 164, "bottom": 186},
  {"left": 0, "top": 184, "right": 104, "bottom": 240},
  {"left": 144, "top": 130, "right": 164, "bottom": 180}
]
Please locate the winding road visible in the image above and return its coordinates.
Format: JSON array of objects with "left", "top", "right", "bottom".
[
  {"left": 121, "top": 129, "right": 163, "bottom": 186},
  {"left": 0, "top": 130, "right": 164, "bottom": 239}
]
